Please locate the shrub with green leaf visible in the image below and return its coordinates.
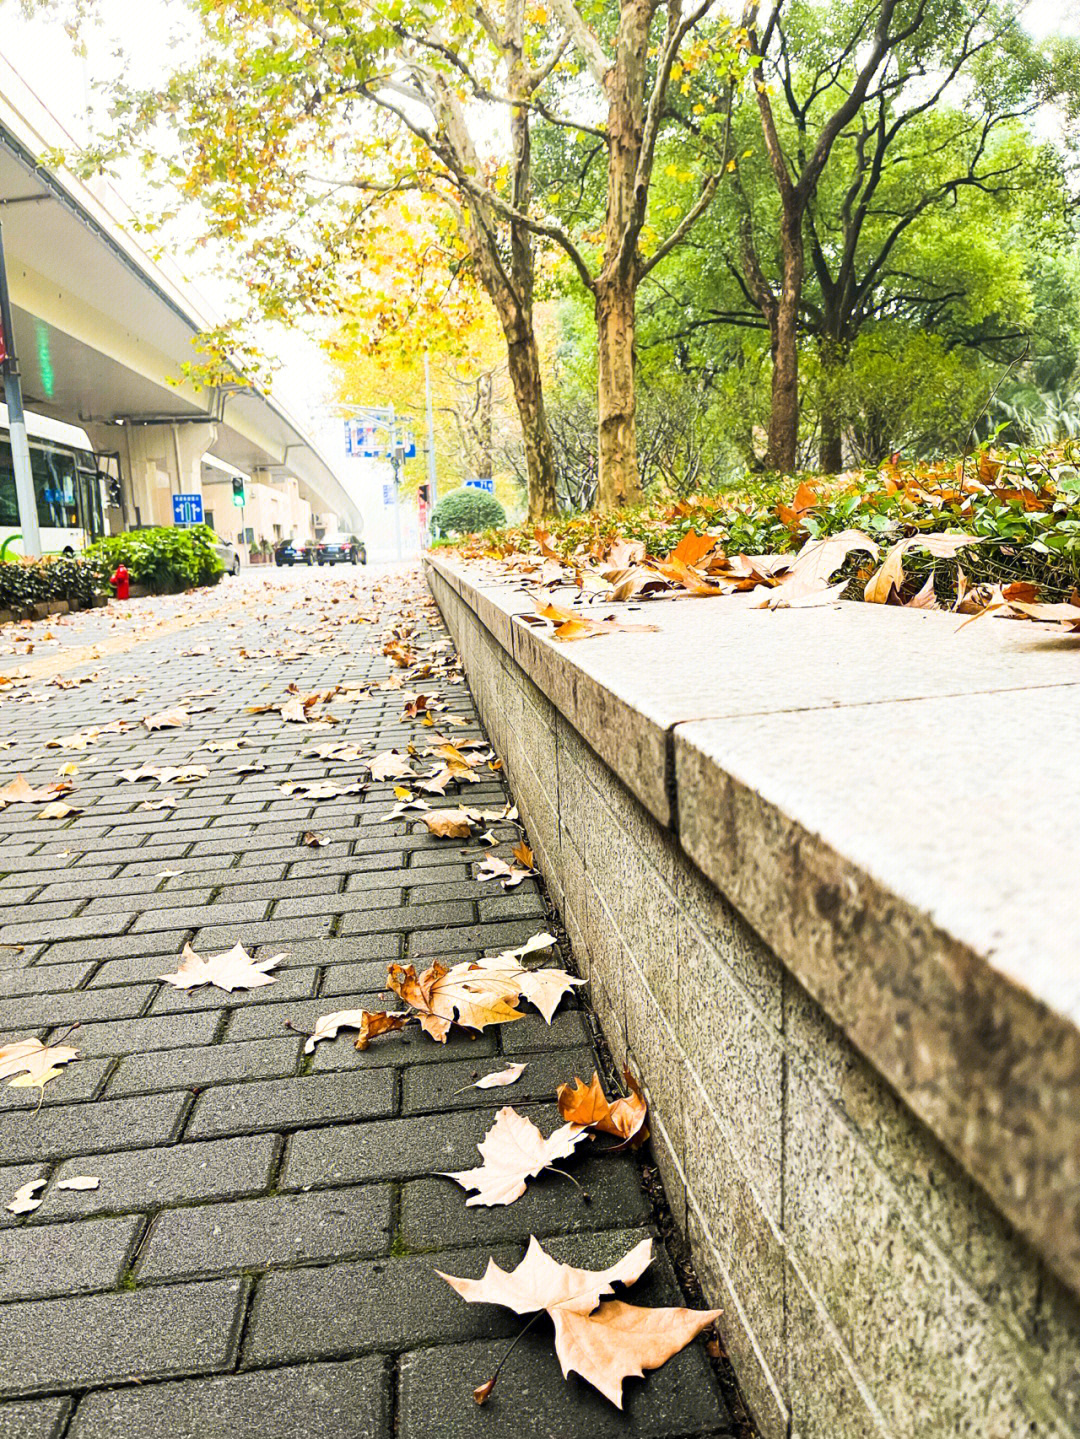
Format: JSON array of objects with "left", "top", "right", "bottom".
[
  {"left": 0, "top": 554, "right": 105, "bottom": 613},
  {"left": 84, "top": 524, "right": 224, "bottom": 592},
  {"left": 431, "top": 488, "right": 507, "bottom": 537}
]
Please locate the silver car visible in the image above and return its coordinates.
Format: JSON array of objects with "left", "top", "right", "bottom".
[{"left": 211, "top": 534, "right": 241, "bottom": 576}]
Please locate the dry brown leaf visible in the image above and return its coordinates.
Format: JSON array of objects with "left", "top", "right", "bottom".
[
  {"left": 1002, "top": 599, "right": 1080, "bottom": 631},
  {"left": 756, "top": 530, "right": 879, "bottom": 608},
  {"left": 475, "top": 855, "right": 533, "bottom": 889},
  {"left": 280, "top": 697, "right": 308, "bottom": 724},
  {"left": 557, "top": 1068, "right": 649, "bottom": 1147},
  {"left": 863, "top": 531, "right": 979, "bottom": 605},
  {"left": 0, "top": 775, "right": 68, "bottom": 805},
  {"left": 369, "top": 750, "right": 415, "bottom": 782},
  {"left": 442, "top": 1105, "right": 589, "bottom": 1205},
  {"left": 303, "top": 1008, "right": 412, "bottom": 1052},
  {"left": 439, "top": 1235, "right": 718, "bottom": 1407},
  {"left": 37, "top": 801, "right": 81, "bottom": 820},
  {"left": 529, "top": 600, "right": 660, "bottom": 642},
  {"left": 159, "top": 942, "right": 284, "bottom": 993},
  {"left": 142, "top": 708, "right": 189, "bottom": 731},
  {"left": 139, "top": 796, "right": 178, "bottom": 812},
  {"left": 422, "top": 809, "right": 474, "bottom": 839},
  {"left": 55, "top": 1175, "right": 100, "bottom": 1191},
  {"left": 386, "top": 959, "right": 525, "bottom": 1042},
  {"left": 6, "top": 1179, "right": 45, "bottom": 1214},
  {"left": 512, "top": 840, "right": 535, "bottom": 869},
  {"left": 302, "top": 831, "right": 329, "bottom": 847},
  {"left": 279, "top": 779, "right": 363, "bottom": 800}
]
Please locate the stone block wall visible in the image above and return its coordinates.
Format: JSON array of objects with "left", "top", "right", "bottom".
[{"left": 429, "top": 563, "right": 1080, "bottom": 1439}]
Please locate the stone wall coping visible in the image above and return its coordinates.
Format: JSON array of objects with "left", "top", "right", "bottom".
[{"left": 426, "top": 550, "right": 1080, "bottom": 1296}]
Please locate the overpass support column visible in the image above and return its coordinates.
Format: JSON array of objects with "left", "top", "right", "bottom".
[{"left": 102, "top": 421, "right": 218, "bottom": 528}]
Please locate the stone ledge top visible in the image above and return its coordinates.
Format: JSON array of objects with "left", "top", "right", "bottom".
[{"left": 426, "top": 550, "right": 1080, "bottom": 1295}]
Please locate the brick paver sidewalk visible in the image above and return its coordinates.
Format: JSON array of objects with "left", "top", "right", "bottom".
[{"left": 0, "top": 566, "right": 738, "bottom": 1438}]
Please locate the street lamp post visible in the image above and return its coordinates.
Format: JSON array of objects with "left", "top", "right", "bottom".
[{"left": 0, "top": 221, "right": 41, "bottom": 557}]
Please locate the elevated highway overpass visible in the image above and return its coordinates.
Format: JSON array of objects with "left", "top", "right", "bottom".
[{"left": 0, "top": 58, "right": 362, "bottom": 537}]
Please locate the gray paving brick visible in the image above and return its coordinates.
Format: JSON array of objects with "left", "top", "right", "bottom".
[
  {"left": 0, "top": 912, "right": 131, "bottom": 945},
  {"left": 400, "top": 1155, "right": 650, "bottom": 1248},
  {"left": 265, "top": 935, "right": 401, "bottom": 965},
  {"left": 243, "top": 1248, "right": 519, "bottom": 1366},
  {"left": 398, "top": 1337, "right": 730, "bottom": 1438},
  {"left": 0, "top": 961, "right": 95, "bottom": 998},
  {"left": 338, "top": 901, "right": 475, "bottom": 935},
  {"left": 137, "top": 1184, "right": 394, "bottom": 1280},
  {"left": 35, "top": 1135, "right": 278, "bottom": 1221},
  {"left": 185, "top": 1069, "right": 396, "bottom": 1140},
  {"left": 281, "top": 1105, "right": 561, "bottom": 1189},
  {"left": 0, "top": 1277, "right": 250, "bottom": 1397},
  {"left": 192, "top": 916, "right": 336, "bottom": 948},
  {"left": 0, "top": 1091, "right": 189, "bottom": 1164},
  {"left": 131, "top": 900, "right": 268, "bottom": 933},
  {"left": 67, "top": 1358, "right": 391, "bottom": 1439},
  {"left": 222, "top": 995, "right": 384, "bottom": 1044},
  {"left": 309, "top": 1026, "right": 495, "bottom": 1075},
  {"left": 0, "top": 983, "right": 153, "bottom": 1030},
  {"left": 107, "top": 1035, "right": 303, "bottom": 1097},
  {"left": 401, "top": 1046, "right": 595, "bottom": 1115},
  {"left": 81, "top": 887, "right": 214, "bottom": 915},
  {"left": 318, "top": 960, "right": 399, "bottom": 997},
  {"left": 478, "top": 890, "right": 548, "bottom": 920},
  {"left": 0, "top": 1056, "right": 112, "bottom": 1111},
  {"left": 0, "top": 1214, "right": 143, "bottom": 1301},
  {"left": 0, "top": 1396, "right": 72, "bottom": 1439},
  {"left": 408, "top": 918, "right": 553, "bottom": 956},
  {"left": 37, "top": 932, "right": 183, "bottom": 966},
  {"left": 56, "top": 1008, "right": 221, "bottom": 1058},
  {"left": 501, "top": 1010, "right": 592, "bottom": 1053}
]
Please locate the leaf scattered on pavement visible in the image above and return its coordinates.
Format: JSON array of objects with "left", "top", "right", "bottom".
[
  {"left": 159, "top": 942, "right": 284, "bottom": 993},
  {"left": 6, "top": 1179, "right": 45, "bottom": 1214},
  {"left": 442, "top": 1105, "right": 589, "bottom": 1206},
  {"left": 557, "top": 1068, "right": 649, "bottom": 1148},
  {"left": 472, "top": 1063, "right": 527, "bottom": 1089},
  {"left": 55, "top": 1175, "right": 100, "bottom": 1191}
]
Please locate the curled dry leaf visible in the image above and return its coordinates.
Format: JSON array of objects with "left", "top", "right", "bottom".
[
  {"left": 0, "top": 775, "right": 70, "bottom": 805},
  {"left": 369, "top": 750, "right": 415, "bottom": 782},
  {"left": 475, "top": 855, "right": 533, "bottom": 889},
  {"left": 512, "top": 840, "right": 535, "bottom": 869},
  {"left": 302, "top": 831, "right": 329, "bottom": 847},
  {"left": 439, "top": 1235, "right": 719, "bottom": 1408},
  {"left": 6, "top": 1179, "right": 45, "bottom": 1214},
  {"left": 529, "top": 599, "right": 659, "bottom": 642},
  {"left": 442, "top": 1105, "right": 589, "bottom": 1206},
  {"left": 37, "top": 801, "right": 81, "bottom": 819},
  {"left": 755, "top": 530, "right": 879, "bottom": 608},
  {"left": 159, "top": 942, "right": 284, "bottom": 993},
  {"left": 863, "top": 531, "right": 979, "bottom": 605},
  {"left": 472, "top": 1062, "right": 527, "bottom": 1089},
  {"left": 557, "top": 1068, "right": 649, "bottom": 1147},
  {"left": 387, "top": 960, "right": 525, "bottom": 1042},
  {"left": 304, "top": 1009, "right": 412, "bottom": 1052}
]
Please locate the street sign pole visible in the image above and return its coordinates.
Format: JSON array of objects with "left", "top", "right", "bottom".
[
  {"left": 0, "top": 221, "right": 41, "bottom": 557},
  {"left": 389, "top": 402, "right": 402, "bottom": 562},
  {"left": 423, "top": 350, "right": 438, "bottom": 522}
]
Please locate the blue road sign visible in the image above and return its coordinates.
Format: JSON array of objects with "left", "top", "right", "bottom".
[
  {"left": 464, "top": 476, "right": 495, "bottom": 494},
  {"left": 172, "top": 493, "right": 204, "bottom": 525}
]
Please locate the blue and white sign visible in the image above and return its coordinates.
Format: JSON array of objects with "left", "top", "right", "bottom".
[
  {"left": 464, "top": 476, "right": 495, "bottom": 495},
  {"left": 382, "top": 483, "right": 394, "bottom": 507},
  {"left": 172, "top": 493, "right": 204, "bottom": 525},
  {"left": 344, "top": 419, "right": 381, "bottom": 457}
]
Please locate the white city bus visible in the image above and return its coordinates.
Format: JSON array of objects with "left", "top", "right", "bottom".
[{"left": 0, "top": 406, "right": 106, "bottom": 558}]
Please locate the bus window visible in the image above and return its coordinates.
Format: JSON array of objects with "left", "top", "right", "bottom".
[{"left": 32, "top": 448, "right": 79, "bottom": 530}]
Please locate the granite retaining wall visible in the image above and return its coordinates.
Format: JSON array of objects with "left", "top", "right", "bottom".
[{"left": 426, "top": 553, "right": 1080, "bottom": 1439}]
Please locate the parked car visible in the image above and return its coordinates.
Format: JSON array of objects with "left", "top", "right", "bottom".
[
  {"left": 316, "top": 539, "right": 366, "bottom": 565},
  {"left": 211, "top": 534, "right": 241, "bottom": 576},
  {"left": 274, "top": 539, "right": 314, "bottom": 566}
]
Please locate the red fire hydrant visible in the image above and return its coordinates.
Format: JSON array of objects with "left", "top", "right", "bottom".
[{"left": 109, "top": 564, "right": 130, "bottom": 601}]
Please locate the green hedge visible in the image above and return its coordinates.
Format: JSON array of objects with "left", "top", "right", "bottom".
[
  {"left": 0, "top": 554, "right": 104, "bottom": 612},
  {"left": 84, "top": 524, "right": 223, "bottom": 592},
  {"left": 431, "top": 488, "right": 507, "bottom": 536}
]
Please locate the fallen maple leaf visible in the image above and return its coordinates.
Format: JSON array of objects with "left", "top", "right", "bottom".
[
  {"left": 369, "top": 750, "right": 415, "bottom": 782},
  {"left": 442, "top": 1105, "right": 589, "bottom": 1206},
  {"left": 280, "top": 779, "right": 363, "bottom": 800},
  {"left": 0, "top": 775, "right": 68, "bottom": 805},
  {"left": 142, "top": 708, "right": 189, "bottom": 731},
  {"left": 387, "top": 959, "right": 525, "bottom": 1041},
  {"left": 422, "top": 809, "right": 474, "bottom": 838},
  {"left": 37, "top": 801, "right": 81, "bottom": 820},
  {"left": 159, "top": 942, "right": 284, "bottom": 993},
  {"left": 439, "top": 1235, "right": 719, "bottom": 1408},
  {"left": 512, "top": 840, "right": 535, "bottom": 869},
  {"left": 557, "top": 1068, "right": 649, "bottom": 1147},
  {"left": 529, "top": 600, "right": 659, "bottom": 642},
  {"left": 756, "top": 529, "right": 878, "bottom": 608},
  {"left": 0, "top": 1036, "right": 79, "bottom": 1089},
  {"left": 303, "top": 1008, "right": 412, "bottom": 1052},
  {"left": 475, "top": 855, "right": 533, "bottom": 889},
  {"left": 863, "top": 532, "right": 979, "bottom": 605}
]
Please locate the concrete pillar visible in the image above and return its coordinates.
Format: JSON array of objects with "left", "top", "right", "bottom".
[{"left": 87, "top": 421, "right": 217, "bottom": 529}]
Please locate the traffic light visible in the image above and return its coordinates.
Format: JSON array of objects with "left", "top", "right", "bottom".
[{"left": 231, "top": 476, "right": 246, "bottom": 508}]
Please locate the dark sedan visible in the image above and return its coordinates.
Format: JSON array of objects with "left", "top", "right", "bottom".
[
  {"left": 316, "top": 539, "right": 366, "bottom": 565},
  {"left": 274, "top": 540, "right": 315, "bottom": 566}
]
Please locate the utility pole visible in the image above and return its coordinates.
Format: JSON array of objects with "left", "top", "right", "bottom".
[
  {"left": 340, "top": 403, "right": 403, "bottom": 561},
  {"left": 423, "top": 350, "right": 438, "bottom": 522},
  {"left": 0, "top": 222, "right": 41, "bottom": 557},
  {"left": 389, "top": 401, "right": 402, "bottom": 563}
]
